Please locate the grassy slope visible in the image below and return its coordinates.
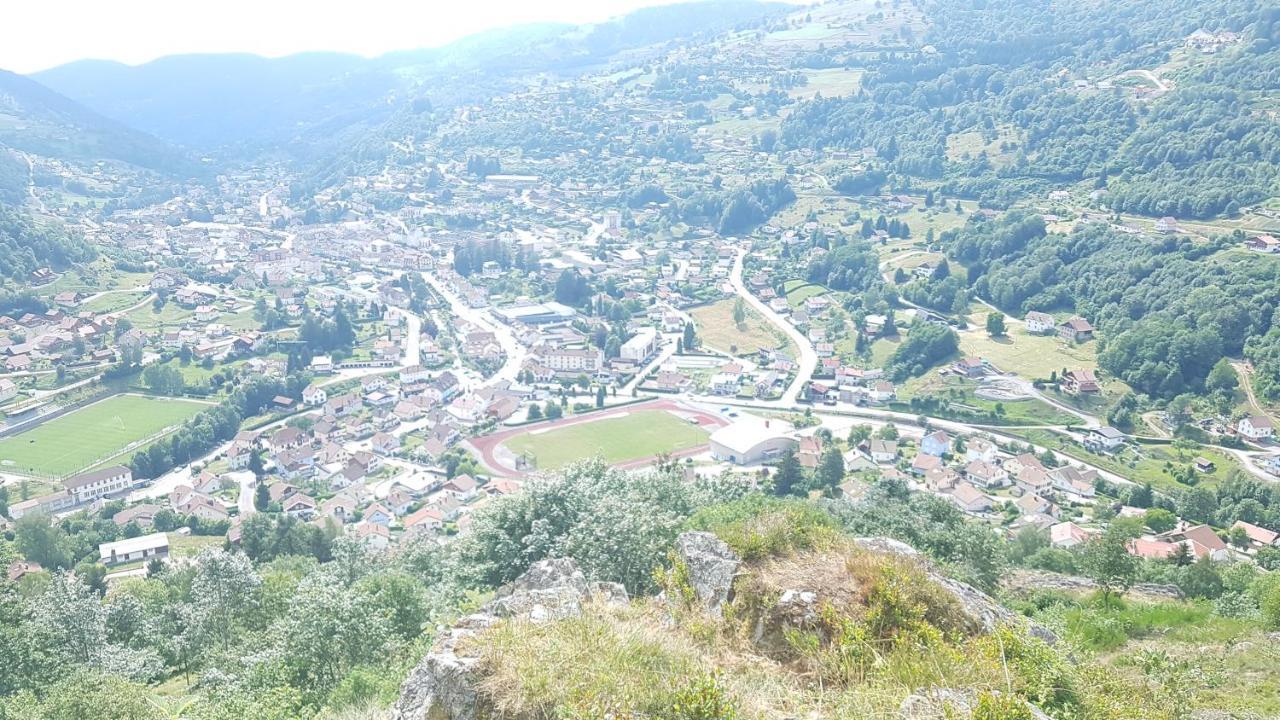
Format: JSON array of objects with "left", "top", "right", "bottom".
[{"left": 689, "top": 298, "right": 795, "bottom": 358}]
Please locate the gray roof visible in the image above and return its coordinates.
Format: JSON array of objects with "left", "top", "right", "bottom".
[{"left": 65, "top": 465, "right": 131, "bottom": 490}]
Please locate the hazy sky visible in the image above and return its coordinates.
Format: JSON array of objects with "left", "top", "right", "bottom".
[{"left": 2, "top": 0, "right": 694, "bottom": 73}]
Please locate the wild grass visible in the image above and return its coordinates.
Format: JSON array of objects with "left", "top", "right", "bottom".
[
  {"left": 684, "top": 495, "right": 841, "bottom": 560},
  {"left": 1026, "top": 592, "right": 1253, "bottom": 652},
  {"left": 472, "top": 604, "right": 713, "bottom": 718}
]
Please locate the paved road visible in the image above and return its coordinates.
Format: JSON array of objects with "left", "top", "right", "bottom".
[
  {"left": 419, "top": 267, "right": 525, "bottom": 389},
  {"left": 728, "top": 247, "right": 816, "bottom": 404},
  {"left": 234, "top": 470, "right": 258, "bottom": 515},
  {"left": 688, "top": 392, "right": 1136, "bottom": 487},
  {"left": 1115, "top": 68, "right": 1169, "bottom": 93},
  {"left": 394, "top": 308, "right": 422, "bottom": 368},
  {"left": 21, "top": 153, "right": 49, "bottom": 215}
]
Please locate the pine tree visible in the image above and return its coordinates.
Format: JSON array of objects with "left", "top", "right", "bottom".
[
  {"left": 683, "top": 322, "right": 697, "bottom": 351},
  {"left": 816, "top": 447, "right": 845, "bottom": 493},
  {"left": 774, "top": 448, "right": 802, "bottom": 497},
  {"left": 254, "top": 481, "right": 270, "bottom": 512}
]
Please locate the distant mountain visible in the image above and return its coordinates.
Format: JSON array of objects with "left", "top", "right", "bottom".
[
  {"left": 33, "top": 0, "right": 789, "bottom": 156},
  {"left": 0, "top": 69, "right": 194, "bottom": 177},
  {"left": 33, "top": 52, "right": 399, "bottom": 153}
]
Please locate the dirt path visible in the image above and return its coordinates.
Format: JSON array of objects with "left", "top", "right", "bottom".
[
  {"left": 1141, "top": 411, "right": 1170, "bottom": 438},
  {"left": 1232, "top": 360, "right": 1275, "bottom": 424}
]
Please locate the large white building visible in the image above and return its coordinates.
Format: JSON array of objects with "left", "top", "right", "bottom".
[
  {"left": 710, "top": 416, "right": 797, "bottom": 465},
  {"left": 496, "top": 302, "right": 577, "bottom": 325},
  {"left": 541, "top": 348, "right": 603, "bottom": 373},
  {"left": 619, "top": 327, "right": 659, "bottom": 363},
  {"left": 1239, "top": 416, "right": 1275, "bottom": 441},
  {"left": 64, "top": 465, "right": 133, "bottom": 504},
  {"left": 99, "top": 532, "right": 170, "bottom": 566}
]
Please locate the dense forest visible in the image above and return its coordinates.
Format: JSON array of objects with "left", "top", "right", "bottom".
[
  {"left": 944, "top": 212, "right": 1280, "bottom": 397},
  {"left": 779, "top": 0, "right": 1280, "bottom": 218},
  {"left": 0, "top": 150, "right": 28, "bottom": 206},
  {"left": 0, "top": 204, "right": 95, "bottom": 282},
  {"left": 666, "top": 177, "right": 796, "bottom": 235}
]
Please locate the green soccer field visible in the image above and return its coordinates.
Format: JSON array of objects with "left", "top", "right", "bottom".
[
  {"left": 502, "top": 409, "right": 710, "bottom": 470},
  {"left": 0, "top": 394, "right": 207, "bottom": 478}
]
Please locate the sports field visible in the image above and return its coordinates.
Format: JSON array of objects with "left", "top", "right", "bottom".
[
  {"left": 501, "top": 409, "right": 710, "bottom": 470},
  {"left": 0, "top": 394, "right": 206, "bottom": 478}
]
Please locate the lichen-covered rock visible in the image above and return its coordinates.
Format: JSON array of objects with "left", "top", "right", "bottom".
[
  {"left": 675, "top": 531, "right": 741, "bottom": 614},
  {"left": 900, "top": 688, "right": 1051, "bottom": 719},
  {"left": 1005, "top": 569, "right": 1183, "bottom": 601},
  {"left": 853, "top": 537, "right": 1058, "bottom": 645},
  {"left": 590, "top": 580, "right": 630, "bottom": 605},
  {"left": 393, "top": 646, "right": 483, "bottom": 720},
  {"left": 393, "top": 557, "right": 601, "bottom": 720}
]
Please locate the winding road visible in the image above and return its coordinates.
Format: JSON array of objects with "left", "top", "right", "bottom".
[{"left": 728, "top": 247, "right": 816, "bottom": 404}]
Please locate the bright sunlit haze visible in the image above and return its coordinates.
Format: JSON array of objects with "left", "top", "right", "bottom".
[{"left": 2, "top": 0, "right": 703, "bottom": 72}]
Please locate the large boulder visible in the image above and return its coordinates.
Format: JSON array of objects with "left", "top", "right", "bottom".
[
  {"left": 852, "top": 537, "right": 1058, "bottom": 645},
  {"left": 674, "top": 531, "right": 741, "bottom": 615},
  {"left": 393, "top": 557, "right": 621, "bottom": 720},
  {"left": 487, "top": 557, "right": 592, "bottom": 621}
]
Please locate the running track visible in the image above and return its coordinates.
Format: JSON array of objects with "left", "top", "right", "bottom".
[{"left": 465, "top": 398, "right": 727, "bottom": 477}]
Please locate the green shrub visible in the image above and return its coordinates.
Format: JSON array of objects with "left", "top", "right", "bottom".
[
  {"left": 972, "top": 691, "right": 1038, "bottom": 720},
  {"left": 685, "top": 494, "right": 840, "bottom": 560},
  {"left": 667, "top": 673, "right": 739, "bottom": 720}
]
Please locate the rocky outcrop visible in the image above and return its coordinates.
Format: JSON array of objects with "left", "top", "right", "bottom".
[
  {"left": 1005, "top": 568, "right": 1184, "bottom": 601},
  {"left": 852, "top": 537, "right": 1059, "bottom": 645},
  {"left": 674, "top": 531, "right": 741, "bottom": 615},
  {"left": 394, "top": 534, "right": 1062, "bottom": 719},
  {"left": 900, "top": 688, "right": 1051, "bottom": 719},
  {"left": 393, "top": 558, "right": 626, "bottom": 720}
]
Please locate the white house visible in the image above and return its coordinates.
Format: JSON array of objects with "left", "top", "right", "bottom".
[
  {"left": 1050, "top": 521, "right": 1094, "bottom": 548},
  {"left": 867, "top": 439, "right": 898, "bottom": 464},
  {"left": 302, "top": 384, "right": 328, "bottom": 406},
  {"left": 948, "top": 482, "right": 991, "bottom": 513},
  {"left": 920, "top": 431, "right": 951, "bottom": 457},
  {"left": 965, "top": 438, "right": 998, "bottom": 464},
  {"left": 443, "top": 474, "right": 479, "bottom": 502},
  {"left": 1024, "top": 311, "right": 1055, "bottom": 334},
  {"left": 1239, "top": 416, "right": 1275, "bottom": 441},
  {"left": 1086, "top": 426, "right": 1126, "bottom": 452},
  {"left": 0, "top": 378, "right": 17, "bottom": 402},
  {"left": 355, "top": 522, "right": 391, "bottom": 549},
  {"left": 964, "top": 459, "right": 1009, "bottom": 488}
]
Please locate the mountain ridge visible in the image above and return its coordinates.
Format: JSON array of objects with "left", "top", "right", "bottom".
[
  {"left": 30, "top": 0, "right": 791, "bottom": 155},
  {"left": 0, "top": 69, "right": 195, "bottom": 177}
]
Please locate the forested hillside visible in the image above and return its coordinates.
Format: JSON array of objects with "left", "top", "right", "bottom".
[
  {"left": 780, "top": 0, "right": 1280, "bottom": 218},
  {"left": 0, "top": 204, "right": 94, "bottom": 282},
  {"left": 0, "top": 71, "right": 195, "bottom": 178},
  {"left": 944, "top": 212, "right": 1280, "bottom": 397},
  {"left": 0, "top": 149, "right": 27, "bottom": 206}
]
